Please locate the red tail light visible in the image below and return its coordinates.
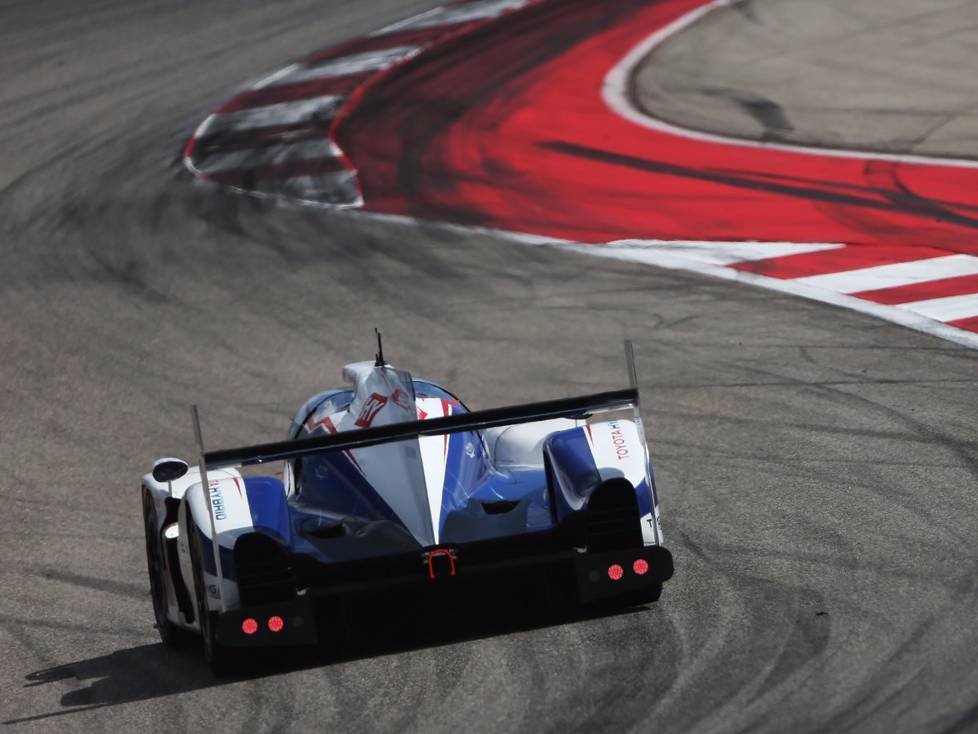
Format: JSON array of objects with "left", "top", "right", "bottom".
[
  {"left": 633, "top": 559, "right": 649, "bottom": 576},
  {"left": 608, "top": 564, "right": 624, "bottom": 581},
  {"left": 241, "top": 618, "right": 258, "bottom": 635},
  {"left": 267, "top": 615, "right": 285, "bottom": 633}
]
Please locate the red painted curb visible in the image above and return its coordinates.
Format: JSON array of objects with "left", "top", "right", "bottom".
[{"left": 333, "top": 0, "right": 978, "bottom": 339}]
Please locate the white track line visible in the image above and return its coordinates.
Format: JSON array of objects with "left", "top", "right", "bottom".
[
  {"left": 602, "top": 0, "right": 978, "bottom": 170},
  {"left": 371, "top": 7, "right": 444, "bottom": 36},
  {"left": 371, "top": 0, "right": 529, "bottom": 36},
  {"left": 196, "top": 95, "right": 343, "bottom": 136},
  {"left": 194, "top": 140, "right": 342, "bottom": 174},
  {"left": 563, "top": 242, "right": 978, "bottom": 348},
  {"left": 271, "top": 47, "right": 421, "bottom": 85},
  {"left": 606, "top": 239, "right": 843, "bottom": 266},
  {"left": 794, "top": 254, "right": 978, "bottom": 294},
  {"left": 251, "top": 64, "right": 302, "bottom": 90},
  {"left": 896, "top": 294, "right": 978, "bottom": 323}
]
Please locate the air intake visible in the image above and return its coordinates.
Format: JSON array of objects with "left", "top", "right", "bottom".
[
  {"left": 585, "top": 478, "right": 643, "bottom": 553},
  {"left": 233, "top": 533, "right": 296, "bottom": 606}
]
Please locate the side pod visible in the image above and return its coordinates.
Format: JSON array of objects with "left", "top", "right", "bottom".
[{"left": 545, "top": 420, "right": 660, "bottom": 547}]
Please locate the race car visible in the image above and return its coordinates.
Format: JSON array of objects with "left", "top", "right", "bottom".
[{"left": 140, "top": 340, "right": 673, "bottom": 671}]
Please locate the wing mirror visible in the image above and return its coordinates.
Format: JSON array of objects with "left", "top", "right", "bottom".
[{"left": 152, "top": 458, "right": 189, "bottom": 483}]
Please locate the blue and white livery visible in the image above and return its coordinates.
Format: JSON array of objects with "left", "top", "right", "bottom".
[{"left": 140, "top": 344, "right": 673, "bottom": 671}]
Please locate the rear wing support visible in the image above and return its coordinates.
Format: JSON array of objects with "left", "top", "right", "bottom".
[
  {"left": 625, "top": 340, "right": 660, "bottom": 545},
  {"left": 191, "top": 405, "right": 225, "bottom": 613}
]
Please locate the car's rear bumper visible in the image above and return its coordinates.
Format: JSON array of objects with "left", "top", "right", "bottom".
[{"left": 216, "top": 542, "right": 673, "bottom": 648}]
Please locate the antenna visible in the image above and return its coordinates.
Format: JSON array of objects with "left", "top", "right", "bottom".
[{"left": 374, "top": 328, "right": 386, "bottom": 367}]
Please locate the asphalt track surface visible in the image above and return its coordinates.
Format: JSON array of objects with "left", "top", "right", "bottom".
[
  {"left": 1, "top": 1, "right": 978, "bottom": 732},
  {"left": 635, "top": 0, "right": 978, "bottom": 160}
]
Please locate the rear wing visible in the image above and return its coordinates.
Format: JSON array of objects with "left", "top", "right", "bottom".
[{"left": 205, "top": 387, "right": 639, "bottom": 469}]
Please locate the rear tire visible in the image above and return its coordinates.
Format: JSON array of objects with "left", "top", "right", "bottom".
[
  {"left": 142, "top": 488, "right": 193, "bottom": 648},
  {"left": 188, "top": 509, "right": 241, "bottom": 675}
]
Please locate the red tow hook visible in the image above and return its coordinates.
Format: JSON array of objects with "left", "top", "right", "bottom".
[{"left": 424, "top": 548, "right": 458, "bottom": 580}]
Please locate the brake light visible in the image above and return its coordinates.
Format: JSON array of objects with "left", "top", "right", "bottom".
[
  {"left": 241, "top": 618, "right": 258, "bottom": 635},
  {"left": 267, "top": 615, "right": 285, "bottom": 633},
  {"left": 633, "top": 559, "right": 649, "bottom": 576},
  {"left": 608, "top": 564, "right": 624, "bottom": 581}
]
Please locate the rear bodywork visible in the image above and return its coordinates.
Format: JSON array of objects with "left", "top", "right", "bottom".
[{"left": 141, "top": 348, "right": 673, "bottom": 657}]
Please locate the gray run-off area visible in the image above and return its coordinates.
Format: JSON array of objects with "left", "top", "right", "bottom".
[
  {"left": 0, "top": 1, "right": 976, "bottom": 732},
  {"left": 634, "top": 0, "right": 978, "bottom": 159}
]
